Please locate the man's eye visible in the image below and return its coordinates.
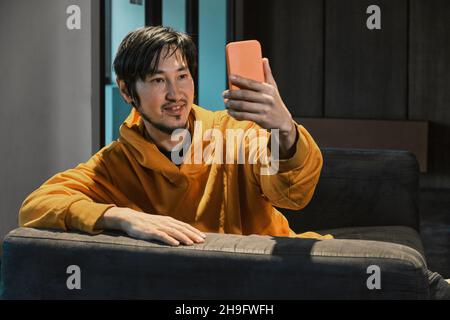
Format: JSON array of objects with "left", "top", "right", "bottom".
[
  {"left": 152, "top": 78, "right": 164, "bottom": 84},
  {"left": 179, "top": 74, "right": 188, "bottom": 80}
]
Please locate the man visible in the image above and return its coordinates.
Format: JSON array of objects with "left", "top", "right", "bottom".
[
  {"left": 19, "top": 26, "right": 450, "bottom": 298},
  {"left": 19, "top": 26, "right": 329, "bottom": 246}
]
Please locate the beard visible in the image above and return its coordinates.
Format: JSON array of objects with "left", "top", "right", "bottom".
[{"left": 136, "top": 107, "right": 188, "bottom": 135}]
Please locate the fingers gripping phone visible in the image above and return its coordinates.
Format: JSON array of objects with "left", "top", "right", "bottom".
[{"left": 226, "top": 40, "right": 265, "bottom": 90}]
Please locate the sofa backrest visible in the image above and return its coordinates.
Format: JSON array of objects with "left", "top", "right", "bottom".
[
  {"left": 280, "top": 148, "right": 420, "bottom": 232},
  {"left": 0, "top": 228, "right": 429, "bottom": 299}
]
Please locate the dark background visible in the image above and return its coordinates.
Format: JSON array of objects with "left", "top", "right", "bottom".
[{"left": 229, "top": 0, "right": 450, "bottom": 190}]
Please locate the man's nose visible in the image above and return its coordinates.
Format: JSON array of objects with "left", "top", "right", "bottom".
[{"left": 166, "top": 81, "right": 182, "bottom": 101}]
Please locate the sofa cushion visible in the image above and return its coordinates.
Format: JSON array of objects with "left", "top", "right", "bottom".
[
  {"left": 316, "top": 226, "right": 425, "bottom": 258},
  {"left": 281, "top": 148, "right": 420, "bottom": 232}
]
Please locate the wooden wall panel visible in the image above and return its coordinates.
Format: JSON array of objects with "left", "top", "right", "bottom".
[
  {"left": 325, "top": 0, "right": 408, "bottom": 119},
  {"left": 296, "top": 117, "right": 428, "bottom": 172},
  {"left": 237, "top": 0, "right": 324, "bottom": 117},
  {"left": 409, "top": 0, "right": 450, "bottom": 189}
]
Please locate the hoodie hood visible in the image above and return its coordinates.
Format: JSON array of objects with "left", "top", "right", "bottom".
[{"left": 118, "top": 104, "right": 217, "bottom": 177}]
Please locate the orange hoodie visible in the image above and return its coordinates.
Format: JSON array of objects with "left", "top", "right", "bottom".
[{"left": 19, "top": 105, "right": 332, "bottom": 239}]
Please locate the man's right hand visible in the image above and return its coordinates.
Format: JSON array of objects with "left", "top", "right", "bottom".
[{"left": 96, "top": 207, "right": 206, "bottom": 246}]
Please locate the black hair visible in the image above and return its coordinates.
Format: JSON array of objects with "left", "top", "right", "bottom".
[{"left": 113, "top": 26, "right": 197, "bottom": 107}]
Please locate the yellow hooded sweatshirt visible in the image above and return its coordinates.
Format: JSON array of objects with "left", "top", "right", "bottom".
[{"left": 19, "top": 104, "right": 332, "bottom": 239}]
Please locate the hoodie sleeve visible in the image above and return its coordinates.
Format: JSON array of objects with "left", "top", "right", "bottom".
[
  {"left": 18, "top": 147, "right": 119, "bottom": 234},
  {"left": 251, "top": 122, "right": 323, "bottom": 210}
]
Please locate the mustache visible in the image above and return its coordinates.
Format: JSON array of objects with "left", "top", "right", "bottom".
[{"left": 162, "top": 100, "right": 188, "bottom": 109}]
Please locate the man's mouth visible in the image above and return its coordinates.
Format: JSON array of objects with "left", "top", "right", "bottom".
[{"left": 163, "top": 104, "right": 185, "bottom": 116}]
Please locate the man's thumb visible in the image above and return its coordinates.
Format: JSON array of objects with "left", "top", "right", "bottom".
[{"left": 263, "top": 58, "right": 277, "bottom": 87}]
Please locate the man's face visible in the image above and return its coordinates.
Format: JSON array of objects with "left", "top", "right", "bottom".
[{"left": 130, "top": 46, "right": 194, "bottom": 135}]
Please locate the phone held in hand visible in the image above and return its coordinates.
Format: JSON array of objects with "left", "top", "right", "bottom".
[{"left": 225, "top": 40, "right": 265, "bottom": 90}]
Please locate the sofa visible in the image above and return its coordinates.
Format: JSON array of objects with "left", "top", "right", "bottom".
[{"left": 0, "top": 148, "right": 431, "bottom": 299}]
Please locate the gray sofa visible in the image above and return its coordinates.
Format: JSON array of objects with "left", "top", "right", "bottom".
[{"left": 0, "top": 148, "right": 431, "bottom": 299}]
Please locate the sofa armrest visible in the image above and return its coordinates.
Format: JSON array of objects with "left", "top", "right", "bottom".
[
  {"left": 1, "top": 228, "right": 429, "bottom": 299},
  {"left": 280, "top": 148, "right": 420, "bottom": 233}
]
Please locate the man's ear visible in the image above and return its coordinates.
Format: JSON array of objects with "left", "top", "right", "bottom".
[{"left": 116, "top": 78, "right": 133, "bottom": 105}]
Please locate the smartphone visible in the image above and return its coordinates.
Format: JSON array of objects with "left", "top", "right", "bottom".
[{"left": 226, "top": 40, "right": 265, "bottom": 90}]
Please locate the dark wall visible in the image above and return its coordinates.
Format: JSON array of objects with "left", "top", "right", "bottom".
[
  {"left": 239, "top": 0, "right": 324, "bottom": 117},
  {"left": 409, "top": 0, "right": 450, "bottom": 189},
  {"left": 325, "top": 0, "right": 407, "bottom": 119},
  {"left": 233, "top": 0, "right": 450, "bottom": 189}
]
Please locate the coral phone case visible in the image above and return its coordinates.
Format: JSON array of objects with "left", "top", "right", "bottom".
[{"left": 226, "top": 40, "right": 264, "bottom": 90}]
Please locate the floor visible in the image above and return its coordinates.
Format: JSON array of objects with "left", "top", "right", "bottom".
[{"left": 419, "top": 188, "right": 450, "bottom": 278}]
